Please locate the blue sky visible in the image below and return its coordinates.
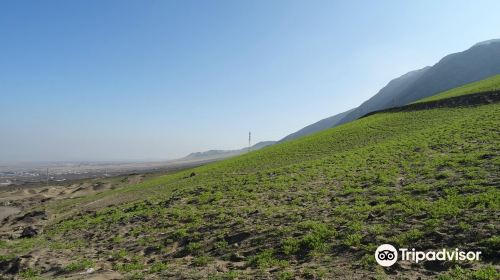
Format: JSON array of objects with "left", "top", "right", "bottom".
[{"left": 1, "top": 0, "right": 500, "bottom": 162}]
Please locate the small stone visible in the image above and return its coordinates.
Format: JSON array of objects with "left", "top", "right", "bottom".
[
  {"left": 20, "top": 226, "right": 38, "bottom": 238},
  {"left": 229, "top": 252, "right": 245, "bottom": 262},
  {"left": 216, "top": 263, "right": 228, "bottom": 272},
  {"left": 80, "top": 267, "right": 95, "bottom": 274},
  {"left": 0, "top": 257, "right": 21, "bottom": 274}
]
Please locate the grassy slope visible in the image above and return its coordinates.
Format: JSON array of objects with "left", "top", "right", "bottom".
[
  {"left": 415, "top": 74, "right": 500, "bottom": 103},
  {"left": 2, "top": 80, "right": 500, "bottom": 279}
]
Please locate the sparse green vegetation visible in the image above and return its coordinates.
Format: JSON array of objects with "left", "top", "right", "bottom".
[
  {"left": 437, "top": 265, "right": 498, "bottom": 280},
  {"left": 149, "top": 262, "right": 168, "bottom": 273},
  {"left": 18, "top": 268, "right": 41, "bottom": 279},
  {"left": 249, "top": 249, "right": 289, "bottom": 269},
  {"left": 192, "top": 255, "right": 212, "bottom": 267},
  {"left": 64, "top": 259, "right": 94, "bottom": 272},
  {"left": 277, "top": 270, "right": 294, "bottom": 280},
  {"left": 416, "top": 74, "right": 500, "bottom": 102},
  {"left": 113, "top": 262, "right": 145, "bottom": 273}
]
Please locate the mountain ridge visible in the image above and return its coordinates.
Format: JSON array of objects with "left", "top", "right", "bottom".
[
  {"left": 280, "top": 39, "right": 500, "bottom": 142},
  {"left": 278, "top": 109, "right": 354, "bottom": 142},
  {"left": 182, "top": 141, "right": 276, "bottom": 161},
  {"left": 336, "top": 39, "right": 500, "bottom": 126}
]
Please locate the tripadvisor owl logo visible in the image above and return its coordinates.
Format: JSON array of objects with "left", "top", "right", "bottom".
[
  {"left": 374, "top": 244, "right": 482, "bottom": 267},
  {"left": 375, "top": 244, "right": 398, "bottom": 267}
]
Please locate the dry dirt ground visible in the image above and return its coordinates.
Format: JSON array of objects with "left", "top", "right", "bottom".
[{"left": 0, "top": 173, "right": 161, "bottom": 280}]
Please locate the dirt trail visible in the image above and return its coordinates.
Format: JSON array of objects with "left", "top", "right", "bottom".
[{"left": 361, "top": 90, "right": 500, "bottom": 118}]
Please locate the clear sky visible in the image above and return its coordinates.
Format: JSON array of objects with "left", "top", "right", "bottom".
[{"left": 1, "top": 0, "right": 499, "bottom": 162}]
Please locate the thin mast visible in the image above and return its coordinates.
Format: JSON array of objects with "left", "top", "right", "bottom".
[{"left": 248, "top": 131, "right": 251, "bottom": 152}]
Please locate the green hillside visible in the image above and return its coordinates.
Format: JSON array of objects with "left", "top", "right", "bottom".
[
  {"left": 1, "top": 79, "right": 499, "bottom": 279},
  {"left": 416, "top": 74, "right": 500, "bottom": 103}
]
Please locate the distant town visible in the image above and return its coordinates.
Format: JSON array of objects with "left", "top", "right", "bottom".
[{"left": 0, "top": 159, "right": 211, "bottom": 187}]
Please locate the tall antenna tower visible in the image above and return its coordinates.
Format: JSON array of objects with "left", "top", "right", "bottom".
[{"left": 248, "top": 131, "right": 251, "bottom": 152}]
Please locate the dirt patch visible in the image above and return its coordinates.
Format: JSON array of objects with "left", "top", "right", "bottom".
[
  {"left": 0, "top": 206, "right": 21, "bottom": 221},
  {"left": 361, "top": 90, "right": 500, "bottom": 118}
]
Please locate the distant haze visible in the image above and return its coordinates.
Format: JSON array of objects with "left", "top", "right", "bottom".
[{"left": 1, "top": 1, "right": 500, "bottom": 162}]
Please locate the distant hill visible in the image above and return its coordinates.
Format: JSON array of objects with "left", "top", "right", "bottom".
[
  {"left": 182, "top": 141, "right": 276, "bottom": 161},
  {"left": 279, "top": 109, "right": 354, "bottom": 142},
  {"left": 337, "top": 39, "right": 500, "bottom": 126}
]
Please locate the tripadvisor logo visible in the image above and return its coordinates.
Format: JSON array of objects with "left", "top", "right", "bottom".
[
  {"left": 375, "top": 244, "right": 398, "bottom": 267},
  {"left": 375, "top": 244, "right": 481, "bottom": 267}
]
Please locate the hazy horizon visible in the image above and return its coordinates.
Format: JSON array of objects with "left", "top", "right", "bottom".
[{"left": 2, "top": 0, "right": 500, "bottom": 162}]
